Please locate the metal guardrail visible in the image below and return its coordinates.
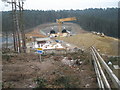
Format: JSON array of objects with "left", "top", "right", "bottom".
[{"left": 91, "top": 46, "right": 120, "bottom": 90}]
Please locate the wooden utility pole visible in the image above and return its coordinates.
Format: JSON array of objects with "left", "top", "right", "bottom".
[
  {"left": 14, "top": 0, "right": 21, "bottom": 53},
  {"left": 12, "top": 0, "right": 17, "bottom": 52},
  {"left": 8, "top": 0, "right": 26, "bottom": 53},
  {"left": 18, "top": 0, "right": 26, "bottom": 53},
  {"left": 21, "top": 1, "right": 26, "bottom": 53}
]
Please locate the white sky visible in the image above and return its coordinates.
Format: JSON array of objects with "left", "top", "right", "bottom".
[{"left": 0, "top": 0, "right": 119, "bottom": 11}]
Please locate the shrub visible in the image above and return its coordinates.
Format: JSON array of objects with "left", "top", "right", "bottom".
[{"left": 34, "top": 77, "right": 47, "bottom": 88}]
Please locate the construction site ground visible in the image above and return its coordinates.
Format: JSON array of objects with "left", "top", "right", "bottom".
[
  {"left": 56, "top": 33, "right": 119, "bottom": 56},
  {"left": 2, "top": 22, "right": 119, "bottom": 88},
  {"left": 2, "top": 52, "right": 97, "bottom": 88},
  {"left": 26, "top": 22, "right": 119, "bottom": 56}
]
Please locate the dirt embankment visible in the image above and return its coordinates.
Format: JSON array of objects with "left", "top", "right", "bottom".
[
  {"left": 2, "top": 52, "right": 97, "bottom": 88},
  {"left": 56, "top": 33, "right": 119, "bottom": 56},
  {"left": 25, "top": 22, "right": 119, "bottom": 56},
  {"left": 25, "top": 22, "right": 87, "bottom": 35}
]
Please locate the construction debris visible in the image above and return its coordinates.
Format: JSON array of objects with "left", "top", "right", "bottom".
[{"left": 61, "top": 57, "right": 83, "bottom": 66}]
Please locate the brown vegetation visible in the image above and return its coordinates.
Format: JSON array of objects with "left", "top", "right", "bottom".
[{"left": 56, "top": 33, "right": 119, "bottom": 56}]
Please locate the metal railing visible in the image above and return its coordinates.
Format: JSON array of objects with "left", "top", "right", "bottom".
[{"left": 90, "top": 46, "right": 120, "bottom": 90}]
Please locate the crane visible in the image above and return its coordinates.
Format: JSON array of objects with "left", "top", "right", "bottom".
[{"left": 56, "top": 17, "right": 77, "bottom": 34}]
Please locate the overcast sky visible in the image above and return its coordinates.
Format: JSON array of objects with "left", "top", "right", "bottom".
[{"left": 0, "top": 0, "right": 119, "bottom": 11}]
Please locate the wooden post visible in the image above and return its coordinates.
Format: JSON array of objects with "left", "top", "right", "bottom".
[{"left": 39, "top": 54, "right": 41, "bottom": 62}]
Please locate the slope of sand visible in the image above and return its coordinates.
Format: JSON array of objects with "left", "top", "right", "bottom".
[{"left": 56, "top": 33, "right": 119, "bottom": 56}]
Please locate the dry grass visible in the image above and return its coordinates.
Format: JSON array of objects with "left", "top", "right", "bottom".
[{"left": 56, "top": 33, "right": 119, "bottom": 56}]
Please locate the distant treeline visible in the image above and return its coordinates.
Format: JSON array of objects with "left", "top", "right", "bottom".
[{"left": 2, "top": 8, "right": 118, "bottom": 38}]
